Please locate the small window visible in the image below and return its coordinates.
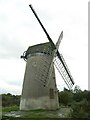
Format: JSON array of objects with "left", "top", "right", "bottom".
[{"left": 49, "top": 88, "right": 54, "bottom": 99}]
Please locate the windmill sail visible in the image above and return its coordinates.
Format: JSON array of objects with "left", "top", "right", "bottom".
[
  {"left": 45, "top": 49, "right": 57, "bottom": 86},
  {"left": 56, "top": 31, "right": 63, "bottom": 50},
  {"left": 29, "top": 5, "right": 55, "bottom": 49},
  {"left": 54, "top": 54, "right": 74, "bottom": 89},
  {"left": 29, "top": 4, "right": 75, "bottom": 89}
]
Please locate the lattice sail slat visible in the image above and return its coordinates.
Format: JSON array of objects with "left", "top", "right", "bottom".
[{"left": 54, "top": 54, "right": 74, "bottom": 89}]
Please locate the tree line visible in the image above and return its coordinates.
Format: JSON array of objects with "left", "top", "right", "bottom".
[
  {"left": 1, "top": 86, "right": 90, "bottom": 118},
  {"left": 2, "top": 93, "right": 20, "bottom": 107}
]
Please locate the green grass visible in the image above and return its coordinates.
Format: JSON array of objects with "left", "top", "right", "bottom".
[
  {"left": 2, "top": 105, "right": 19, "bottom": 113},
  {"left": 21, "top": 109, "right": 54, "bottom": 118},
  {"left": 22, "top": 113, "right": 48, "bottom": 118},
  {"left": 21, "top": 108, "right": 63, "bottom": 118},
  {"left": 26, "top": 108, "right": 50, "bottom": 113},
  {"left": 2, "top": 106, "right": 71, "bottom": 118}
]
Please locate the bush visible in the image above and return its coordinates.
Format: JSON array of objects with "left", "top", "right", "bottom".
[
  {"left": 58, "top": 91, "right": 73, "bottom": 106},
  {"left": 70, "top": 99, "right": 89, "bottom": 118},
  {"left": 2, "top": 93, "right": 20, "bottom": 107}
]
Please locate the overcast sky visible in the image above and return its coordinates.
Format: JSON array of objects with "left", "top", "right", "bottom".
[{"left": 0, "top": 0, "right": 88, "bottom": 95}]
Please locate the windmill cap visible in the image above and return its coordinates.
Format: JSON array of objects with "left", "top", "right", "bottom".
[{"left": 25, "top": 42, "right": 55, "bottom": 58}]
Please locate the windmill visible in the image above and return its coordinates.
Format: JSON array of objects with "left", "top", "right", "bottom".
[{"left": 20, "top": 5, "right": 74, "bottom": 110}]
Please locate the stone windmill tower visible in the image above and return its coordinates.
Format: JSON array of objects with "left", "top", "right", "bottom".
[{"left": 20, "top": 5, "right": 74, "bottom": 110}]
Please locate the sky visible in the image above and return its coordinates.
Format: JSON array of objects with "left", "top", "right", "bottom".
[{"left": 0, "top": 0, "right": 88, "bottom": 95}]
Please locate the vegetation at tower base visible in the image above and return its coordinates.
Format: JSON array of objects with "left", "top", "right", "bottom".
[{"left": 2, "top": 88, "right": 90, "bottom": 118}]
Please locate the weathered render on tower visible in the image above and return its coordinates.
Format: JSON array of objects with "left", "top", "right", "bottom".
[{"left": 20, "top": 43, "right": 59, "bottom": 110}]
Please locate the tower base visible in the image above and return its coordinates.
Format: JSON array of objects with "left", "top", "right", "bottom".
[{"left": 20, "top": 94, "right": 59, "bottom": 110}]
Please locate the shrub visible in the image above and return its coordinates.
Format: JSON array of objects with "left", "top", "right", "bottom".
[{"left": 70, "top": 99, "right": 89, "bottom": 118}]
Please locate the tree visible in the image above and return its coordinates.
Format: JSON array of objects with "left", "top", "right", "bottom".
[
  {"left": 74, "top": 85, "right": 81, "bottom": 93},
  {"left": 58, "top": 91, "right": 73, "bottom": 106}
]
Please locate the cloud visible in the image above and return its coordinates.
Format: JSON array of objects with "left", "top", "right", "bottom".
[
  {"left": 0, "top": 83, "right": 22, "bottom": 95},
  {"left": 0, "top": 0, "right": 88, "bottom": 95},
  {"left": 0, "top": 59, "right": 25, "bottom": 95}
]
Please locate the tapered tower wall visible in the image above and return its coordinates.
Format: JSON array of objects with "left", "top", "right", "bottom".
[{"left": 20, "top": 43, "right": 59, "bottom": 110}]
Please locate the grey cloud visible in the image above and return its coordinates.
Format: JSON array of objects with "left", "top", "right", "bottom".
[
  {"left": 7, "top": 80, "right": 23, "bottom": 87},
  {"left": 1, "top": 87, "right": 22, "bottom": 95}
]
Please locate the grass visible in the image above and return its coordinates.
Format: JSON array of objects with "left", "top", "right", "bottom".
[
  {"left": 27, "top": 109, "right": 47, "bottom": 112},
  {"left": 2, "top": 106, "right": 71, "bottom": 118},
  {"left": 21, "top": 108, "right": 68, "bottom": 118},
  {"left": 2, "top": 105, "right": 19, "bottom": 113},
  {"left": 20, "top": 109, "right": 57, "bottom": 118},
  {"left": 22, "top": 113, "right": 48, "bottom": 118}
]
